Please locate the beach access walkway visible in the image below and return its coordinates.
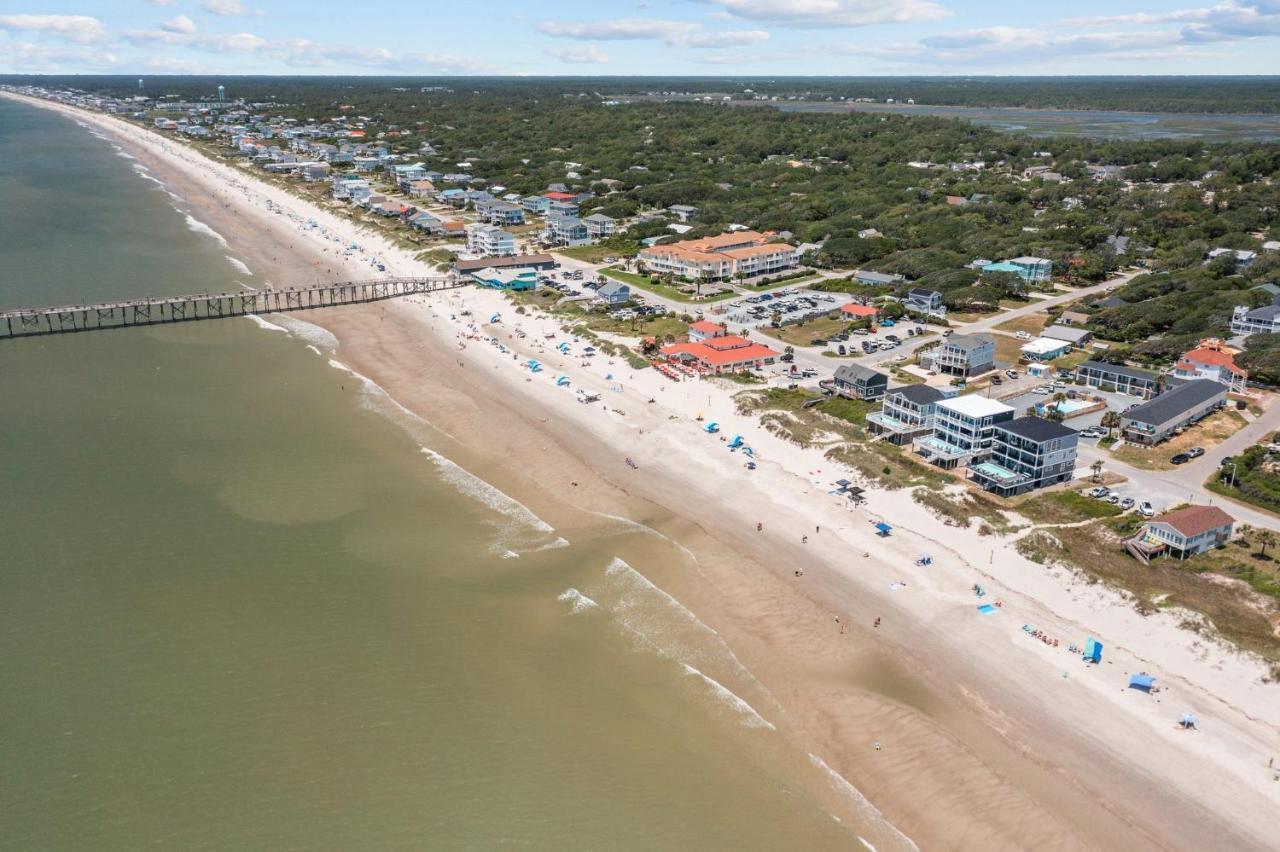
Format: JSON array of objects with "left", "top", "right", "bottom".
[{"left": 0, "top": 276, "right": 467, "bottom": 340}]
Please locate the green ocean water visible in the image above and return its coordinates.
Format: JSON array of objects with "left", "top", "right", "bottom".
[{"left": 0, "top": 98, "right": 884, "bottom": 849}]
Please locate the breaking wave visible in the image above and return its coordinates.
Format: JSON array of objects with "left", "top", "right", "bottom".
[
  {"left": 225, "top": 256, "right": 252, "bottom": 276},
  {"left": 557, "top": 588, "right": 599, "bottom": 614},
  {"left": 419, "top": 446, "right": 559, "bottom": 552},
  {"left": 245, "top": 315, "right": 288, "bottom": 334},
  {"left": 808, "top": 754, "right": 919, "bottom": 852},
  {"left": 682, "top": 664, "right": 775, "bottom": 730},
  {"left": 183, "top": 214, "right": 227, "bottom": 247}
]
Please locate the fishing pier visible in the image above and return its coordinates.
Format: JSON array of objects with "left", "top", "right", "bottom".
[{"left": 0, "top": 277, "right": 466, "bottom": 340}]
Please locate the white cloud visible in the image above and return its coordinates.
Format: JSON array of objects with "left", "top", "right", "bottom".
[
  {"left": 538, "top": 17, "right": 769, "bottom": 47},
  {"left": 0, "top": 14, "right": 109, "bottom": 44},
  {"left": 200, "top": 0, "right": 263, "bottom": 17},
  {"left": 161, "top": 15, "right": 198, "bottom": 35},
  {"left": 0, "top": 41, "right": 117, "bottom": 71},
  {"left": 551, "top": 44, "right": 611, "bottom": 63},
  {"left": 700, "top": 0, "right": 949, "bottom": 28}
]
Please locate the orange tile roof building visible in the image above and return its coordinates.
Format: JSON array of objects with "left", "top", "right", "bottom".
[
  {"left": 841, "top": 303, "right": 879, "bottom": 319},
  {"left": 1172, "top": 338, "right": 1248, "bottom": 393},
  {"left": 660, "top": 334, "right": 780, "bottom": 374},
  {"left": 638, "top": 231, "right": 800, "bottom": 281},
  {"left": 687, "top": 320, "right": 728, "bottom": 342}
]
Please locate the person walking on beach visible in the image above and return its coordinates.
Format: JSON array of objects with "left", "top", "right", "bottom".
[
  {"left": 802, "top": 535, "right": 808, "bottom": 544},
  {"left": 757, "top": 522, "right": 763, "bottom": 532}
]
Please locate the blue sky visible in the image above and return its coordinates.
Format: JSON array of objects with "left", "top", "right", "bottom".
[{"left": 2, "top": 0, "right": 1279, "bottom": 75}]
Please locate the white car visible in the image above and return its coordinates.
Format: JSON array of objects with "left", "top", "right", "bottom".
[
  {"left": 1138, "top": 502, "right": 1155, "bottom": 517},
  {"left": 1015, "top": 331, "right": 1031, "bottom": 340}
]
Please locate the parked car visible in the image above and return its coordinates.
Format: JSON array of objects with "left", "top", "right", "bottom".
[
  {"left": 1005, "top": 369, "right": 1019, "bottom": 378},
  {"left": 1107, "top": 494, "right": 1121, "bottom": 504},
  {"left": 1220, "top": 456, "right": 1234, "bottom": 467},
  {"left": 1015, "top": 331, "right": 1031, "bottom": 340},
  {"left": 1187, "top": 447, "right": 1205, "bottom": 459},
  {"left": 1138, "top": 501, "right": 1155, "bottom": 517},
  {"left": 943, "top": 329, "right": 954, "bottom": 336},
  {"left": 991, "top": 375, "right": 1003, "bottom": 385},
  {"left": 1120, "top": 497, "right": 1135, "bottom": 510},
  {"left": 1170, "top": 453, "right": 1191, "bottom": 465},
  {"left": 1091, "top": 487, "right": 1111, "bottom": 499},
  {"left": 837, "top": 345, "right": 847, "bottom": 355}
]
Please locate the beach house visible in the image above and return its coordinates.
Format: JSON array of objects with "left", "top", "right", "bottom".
[
  {"left": 913, "top": 395, "right": 1015, "bottom": 468},
  {"left": 542, "top": 216, "right": 591, "bottom": 247},
  {"left": 476, "top": 199, "right": 525, "bottom": 227},
  {"left": 904, "top": 288, "right": 945, "bottom": 316},
  {"left": 668, "top": 204, "right": 699, "bottom": 222},
  {"left": 853, "top": 270, "right": 905, "bottom": 287},
  {"left": 583, "top": 213, "right": 617, "bottom": 239},
  {"left": 867, "top": 385, "right": 948, "bottom": 445},
  {"left": 1074, "top": 360, "right": 1160, "bottom": 398},
  {"left": 984, "top": 257, "right": 1052, "bottom": 283},
  {"left": 840, "top": 303, "right": 879, "bottom": 322},
  {"left": 1120, "top": 379, "right": 1228, "bottom": 445},
  {"left": 969, "top": 416, "right": 1078, "bottom": 496},
  {"left": 465, "top": 223, "right": 518, "bottom": 257},
  {"left": 521, "top": 195, "right": 551, "bottom": 216},
  {"left": 1020, "top": 337, "right": 1073, "bottom": 362},
  {"left": 924, "top": 334, "right": 995, "bottom": 378},
  {"left": 596, "top": 280, "right": 631, "bottom": 307},
  {"left": 1207, "top": 247, "right": 1257, "bottom": 269},
  {"left": 1125, "top": 505, "right": 1235, "bottom": 563},
  {"left": 1171, "top": 339, "right": 1248, "bottom": 393},
  {"left": 827, "top": 365, "right": 888, "bottom": 401},
  {"left": 1040, "top": 325, "right": 1093, "bottom": 348},
  {"left": 1231, "top": 301, "right": 1280, "bottom": 336}
]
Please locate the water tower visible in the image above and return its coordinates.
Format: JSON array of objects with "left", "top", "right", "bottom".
[
  {"left": 137, "top": 78, "right": 144, "bottom": 91},
  {"left": 217, "top": 85, "right": 225, "bottom": 103}
]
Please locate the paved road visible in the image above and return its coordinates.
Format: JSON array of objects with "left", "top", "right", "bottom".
[{"left": 1075, "top": 402, "right": 1280, "bottom": 529}]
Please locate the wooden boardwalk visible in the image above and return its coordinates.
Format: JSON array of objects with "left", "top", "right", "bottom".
[{"left": 0, "top": 277, "right": 466, "bottom": 340}]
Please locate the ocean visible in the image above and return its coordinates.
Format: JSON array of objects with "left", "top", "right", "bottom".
[{"left": 0, "top": 97, "right": 898, "bottom": 848}]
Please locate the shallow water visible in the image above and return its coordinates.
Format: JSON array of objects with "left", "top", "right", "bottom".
[{"left": 0, "top": 97, "right": 901, "bottom": 848}]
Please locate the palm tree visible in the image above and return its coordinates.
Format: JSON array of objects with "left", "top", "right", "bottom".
[
  {"left": 1101, "top": 410, "right": 1121, "bottom": 436},
  {"left": 1090, "top": 459, "right": 1104, "bottom": 482}
]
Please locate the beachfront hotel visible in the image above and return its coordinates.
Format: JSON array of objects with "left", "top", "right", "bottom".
[
  {"left": 912, "top": 395, "right": 1014, "bottom": 468},
  {"left": 637, "top": 231, "right": 799, "bottom": 281},
  {"left": 969, "top": 416, "right": 1079, "bottom": 496}
]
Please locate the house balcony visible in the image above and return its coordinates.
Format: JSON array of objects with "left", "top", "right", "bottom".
[
  {"left": 868, "top": 411, "right": 929, "bottom": 437},
  {"left": 913, "top": 435, "right": 976, "bottom": 465},
  {"left": 969, "top": 460, "right": 1031, "bottom": 495}
]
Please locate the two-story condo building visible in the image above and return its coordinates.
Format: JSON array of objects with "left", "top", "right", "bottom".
[
  {"left": 969, "top": 416, "right": 1078, "bottom": 496},
  {"left": 913, "top": 395, "right": 1015, "bottom": 468},
  {"left": 867, "top": 385, "right": 947, "bottom": 445},
  {"left": 1120, "top": 379, "right": 1227, "bottom": 445},
  {"left": 1074, "top": 360, "right": 1161, "bottom": 398},
  {"left": 637, "top": 231, "right": 799, "bottom": 281},
  {"left": 1126, "top": 505, "right": 1234, "bottom": 563},
  {"left": 924, "top": 334, "right": 995, "bottom": 378},
  {"left": 521, "top": 195, "right": 551, "bottom": 216},
  {"left": 465, "top": 223, "right": 517, "bottom": 257},
  {"left": 476, "top": 198, "right": 525, "bottom": 226}
]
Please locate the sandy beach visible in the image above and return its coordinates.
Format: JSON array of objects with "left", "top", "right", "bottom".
[{"left": 12, "top": 91, "right": 1280, "bottom": 850}]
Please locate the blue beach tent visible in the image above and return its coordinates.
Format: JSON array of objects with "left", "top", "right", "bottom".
[
  {"left": 703, "top": 422, "right": 720, "bottom": 434},
  {"left": 874, "top": 522, "right": 892, "bottom": 536},
  {"left": 1083, "top": 638, "right": 1103, "bottom": 664},
  {"left": 1129, "top": 674, "right": 1156, "bottom": 692},
  {"left": 728, "top": 435, "right": 744, "bottom": 449}
]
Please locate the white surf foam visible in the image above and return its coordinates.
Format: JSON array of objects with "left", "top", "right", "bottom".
[
  {"left": 682, "top": 664, "right": 775, "bottom": 730},
  {"left": 420, "top": 447, "right": 557, "bottom": 539},
  {"left": 558, "top": 588, "right": 599, "bottom": 614},
  {"left": 183, "top": 214, "right": 227, "bottom": 247},
  {"left": 115, "top": 150, "right": 136, "bottom": 160},
  {"left": 245, "top": 315, "right": 288, "bottom": 334},
  {"left": 808, "top": 754, "right": 919, "bottom": 852},
  {"left": 225, "top": 256, "right": 252, "bottom": 276},
  {"left": 272, "top": 314, "right": 338, "bottom": 352},
  {"left": 305, "top": 344, "right": 322, "bottom": 356}
]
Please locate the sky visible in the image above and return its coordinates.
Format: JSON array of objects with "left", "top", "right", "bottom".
[{"left": 1, "top": 0, "right": 1279, "bottom": 76}]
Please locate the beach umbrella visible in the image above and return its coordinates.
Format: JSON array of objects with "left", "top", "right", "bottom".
[
  {"left": 874, "top": 522, "right": 892, "bottom": 535},
  {"left": 1179, "top": 712, "right": 1198, "bottom": 729}
]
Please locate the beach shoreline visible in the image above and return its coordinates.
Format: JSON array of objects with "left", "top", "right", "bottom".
[{"left": 11, "top": 91, "right": 1279, "bottom": 851}]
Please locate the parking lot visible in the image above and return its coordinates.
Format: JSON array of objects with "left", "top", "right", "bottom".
[
  {"left": 724, "top": 289, "right": 848, "bottom": 327},
  {"left": 1000, "top": 384, "right": 1146, "bottom": 435}
]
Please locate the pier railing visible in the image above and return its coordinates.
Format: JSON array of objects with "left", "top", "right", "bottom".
[{"left": 0, "top": 276, "right": 466, "bottom": 339}]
